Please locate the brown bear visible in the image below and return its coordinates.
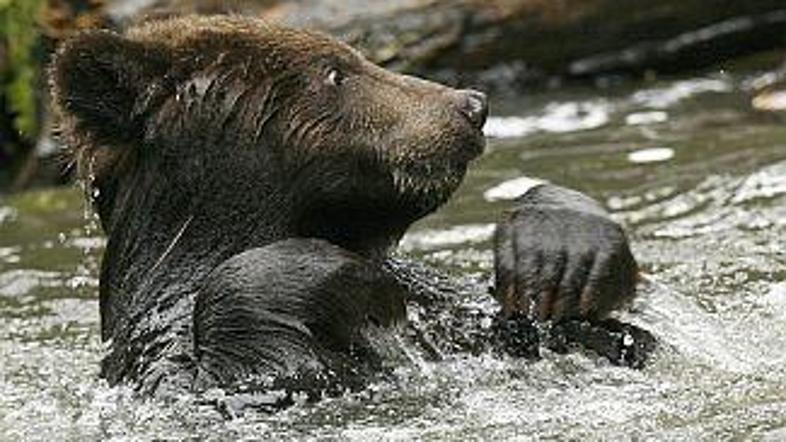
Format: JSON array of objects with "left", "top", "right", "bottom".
[{"left": 50, "top": 15, "right": 644, "bottom": 406}]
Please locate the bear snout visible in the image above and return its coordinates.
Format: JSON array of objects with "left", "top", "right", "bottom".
[{"left": 454, "top": 89, "right": 489, "bottom": 130}]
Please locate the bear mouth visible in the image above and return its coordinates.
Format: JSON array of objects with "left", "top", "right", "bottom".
[
  {"left": 391, "top": 133, "right": 485, "bottom": 211},
  {"left": 295, "top": 130, "right": 485, "bottom": 256},
  {"left": 461, "top": 133, "right": 486, "bottom": 162}
]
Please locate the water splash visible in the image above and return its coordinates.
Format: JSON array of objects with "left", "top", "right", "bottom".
[
  {"left": 630, "top": 78, "right": 732, "bottom": 109},
  {"left": 484, "top": 100, "right": 611, "bottom": 139},
  {"left": 621, "top": 274, "right": 757, "bottom": 374},
  {"left": 400, "top": 224, "right": 496, "bottom": 252}
]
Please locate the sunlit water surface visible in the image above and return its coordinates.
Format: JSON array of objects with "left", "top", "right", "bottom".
[{"left": 2, "top": 71, "right": 786, "bottom": 440}]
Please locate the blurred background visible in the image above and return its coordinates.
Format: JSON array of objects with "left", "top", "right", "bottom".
[
  {"left": 2, "top": 0, "right": 786, "bottom": 190},
  {"left": 2, "top": 2, "right": 786, "bottom": 440}
]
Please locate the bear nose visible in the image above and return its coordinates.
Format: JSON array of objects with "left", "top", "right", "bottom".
[{"left": 457, "top": 89, "right": 488, "bottom": 129}]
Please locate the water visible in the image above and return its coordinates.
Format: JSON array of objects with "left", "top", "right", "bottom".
[{"left": 2, "top": 70, "right": 786, "bottom": 440}]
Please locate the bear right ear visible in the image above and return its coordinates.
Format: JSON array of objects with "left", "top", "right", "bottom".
[{"left": 50, "top": 30, "right": 169, "bottom": 143}]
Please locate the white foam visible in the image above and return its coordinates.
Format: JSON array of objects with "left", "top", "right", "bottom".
[
  {"left": 537, "top": 100, "right": 611, "bottom": 133},
  {"left": 483, "top": 116, "right": 539, "bottom": 138},
  {"left": 627, "top": 147, "right": 675, "bottom": 164},
  {"left": 731, "top": 162, "right": 786, "bottom": 203},
  {"left": 631, "top": 78, "right": 731, "bottom": 109},
  {"left": 621, "top": 274, "right": 756, "bottom": 374},
  {"left": 761, "top": 282, "right": 786, "bottom": 315},
  {"left": 0, "top": 207, "right": 16, "bottom": 224},
  {"left": 0, "top": 270, "right": 64, "bottom": 297},
  {"left": 752, "top": 90, "right": 786, "bottom": 111},
  {"left": 400, "top": 224, "right": 496, "bottom": 251},
  {"left": 483, "top": 176, "right": 547, "bottom": 202},
  {"left": 484, "top": 100, "right": 611, "bottom": 139},
  {"left": 625, "top": 111, "right": 669, "bottom": 126}
]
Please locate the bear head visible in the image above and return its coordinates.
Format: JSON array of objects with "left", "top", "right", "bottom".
[{"left": 50, "top": 15, "right": 487, "bottom": 257}]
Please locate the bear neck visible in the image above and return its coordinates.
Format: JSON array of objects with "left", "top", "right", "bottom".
[
  {"left": 95, "top": 153, "right": 320, "bottom": 386},
  {"left": 94, "top": 146, "right": 417, "bottom": 384},
  {"left": 102, "top": 183, "right": 288, "bottom": 290},
  {"left": 292, "top": 200, "right": 414, "bottom": 260},
  {"left": 98, "top": 162, "right": 409, "bottom": 305}
]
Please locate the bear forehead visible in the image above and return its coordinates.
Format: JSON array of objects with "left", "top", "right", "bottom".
[{"left": 127, "top": 15, "right": 358, "bottom": 62}]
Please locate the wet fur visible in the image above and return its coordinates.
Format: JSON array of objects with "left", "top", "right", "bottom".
[
  {"left": 50, "top": 15, "right": 649, "bottom": 399},
  {"left": 50, "top": 16, "right": 484, "bottom": 394}
]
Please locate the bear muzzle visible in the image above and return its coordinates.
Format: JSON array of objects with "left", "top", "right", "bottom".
[{"left": 456, "top": 89, "right": 489, "bottom": 131}]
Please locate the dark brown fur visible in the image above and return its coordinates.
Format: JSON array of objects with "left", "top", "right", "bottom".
[
  {"left": 49, "top": 15, "right": 487, "bottom": 395},
  {"left": 52, "top": 16, "right": 484, "bottom": 250},
  {"left": 50, "top": 14, "right": 648, "bottom": 401}
]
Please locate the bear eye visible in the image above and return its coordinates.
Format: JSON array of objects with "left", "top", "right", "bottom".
[{"left": 326, "top": 68, "right": 346, "bottom": 86}]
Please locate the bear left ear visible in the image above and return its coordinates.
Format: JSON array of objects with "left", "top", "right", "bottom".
[{"left": 50, "top": 30, "right": 169, "bottom": 143}]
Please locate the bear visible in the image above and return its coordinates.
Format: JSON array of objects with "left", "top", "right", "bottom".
[{"left": 49, "top": 15, "right": 646, "bottom": 404}]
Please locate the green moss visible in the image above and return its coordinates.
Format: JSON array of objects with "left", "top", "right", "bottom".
[{"left": 0, "top": 0, "right": 45, "bottom": 144}]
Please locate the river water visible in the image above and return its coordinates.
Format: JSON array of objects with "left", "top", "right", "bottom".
[{"left": 1, "top": 69, "right": 785, "bottom": 440}]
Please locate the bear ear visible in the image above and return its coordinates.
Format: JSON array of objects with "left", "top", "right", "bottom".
[{"left": 50, "top": 30, "right": 168, "bottom": 143}]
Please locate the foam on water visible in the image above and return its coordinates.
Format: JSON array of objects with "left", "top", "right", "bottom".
[
  {"left": 627, "top": 147, "right": 675, "bottom": 164},
  {"left": 625, "top": 111, "right": 669, "bottom": 126},
  {"left": 483, "top": 176, "right": 547, "bottom": 202},
  {"left": 484, "top": 100, "right": 611, "bottom": 139},
  {"left": 400, "top": 224, "right": 496, "bottom": 252},
  {"left": 630, "top": 77, "right": 732, "bottom": 109}
]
